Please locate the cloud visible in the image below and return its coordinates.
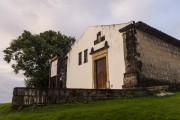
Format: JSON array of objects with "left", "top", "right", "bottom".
[
  {"left": 0, "top": 60, "right": 24, "bottom": 103},
  {"left": 110, "top": 0, "right": 180, "bottom": 38},
  {"left": 111, "top": 0, "right": 162, "bottom": 21},
  {"left": 0, "top": 0, "right": 180, "bottom": 103},
  {"left": 0, "top": 62, "right": 24, "bottom": 103}
]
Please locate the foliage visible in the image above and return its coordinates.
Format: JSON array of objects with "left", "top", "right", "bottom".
[
  {"left": 3, "top": 30, "right": 75, "bottom": 87},
  {"left": 0, "top": 92, "right": 180, "bottom": 120}
]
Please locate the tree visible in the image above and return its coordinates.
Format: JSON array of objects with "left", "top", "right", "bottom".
[{"left": 3, "top": 30, "right": 75, "bottom": 87}]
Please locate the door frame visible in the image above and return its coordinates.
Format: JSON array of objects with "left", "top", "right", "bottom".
[
  {"left": 95, "top": 57, "right": 107, "bottom": 89},
  {"left": 91, "top": 48, "right": 109, "bottom": 89}
]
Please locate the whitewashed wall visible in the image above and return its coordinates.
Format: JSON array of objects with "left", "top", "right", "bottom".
[{"left": 66, "top": 22, "right": 132, "bottom": 89}]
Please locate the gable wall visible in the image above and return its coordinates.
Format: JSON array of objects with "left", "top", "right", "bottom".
[
  {"left": 66, "top": 23, "right": 131, "bottom": 89},
  {"left": 136, "top": 30, "right": 180, "bottom": 86}
]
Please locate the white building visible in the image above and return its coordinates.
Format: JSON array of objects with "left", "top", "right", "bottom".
[
  {"left": 50, "top": 21, "right": 180, "bottom": 89},
  {"left": 65, "top": 21, "right": 132, "bottom": 89}
]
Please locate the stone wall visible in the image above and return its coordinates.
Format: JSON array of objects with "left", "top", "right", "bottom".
[
  {"left": 12, "top": 87, "right": 163, "bottom": 109},
  {"left": 121, "top": 27, "right": 141, "bottom": 88},
  {"left": 136, "top": 30, "right": 180, "bottom": 88},
  {"left": 120, "top": 21, "right": 180, "bottom": 89},
  {"left": 12, "top": 88, "right": 47, "bottom": 107}
]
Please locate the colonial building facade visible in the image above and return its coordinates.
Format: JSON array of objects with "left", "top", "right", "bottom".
[
  {"left": 61, "top": 21, "right": 180, "bottom": 89},
  {"left": 12, "top": 21, "right": 180, "bottom": 108}
]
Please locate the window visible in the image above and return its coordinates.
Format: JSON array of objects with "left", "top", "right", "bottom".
[
  {"left": 97, "top": 32, "right": 101, "bottom": 42},
  {"left": 78, "top": 52, "right": 82, "bottom": 65},
  {"left": 84, "top": 49, "right": 88, "bottom": 63}
]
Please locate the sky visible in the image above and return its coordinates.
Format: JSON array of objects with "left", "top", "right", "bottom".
[{"left": 0, "top": 0, "right": 180, "bottom": 103}]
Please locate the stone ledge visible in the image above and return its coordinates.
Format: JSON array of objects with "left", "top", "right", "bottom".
[{"left": 12, "top": 86, "right": 168, "bottom": 109}]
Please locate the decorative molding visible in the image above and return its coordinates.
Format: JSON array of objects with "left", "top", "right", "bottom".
[
  {"left": 91, "top": 48, "right": 109, "bottom": 89},
  {"left": 90, "top": 41, "right": 109, "bottom": 55},
  {"left": 94, "top": 31, "right": 106, "bottom": 45}
]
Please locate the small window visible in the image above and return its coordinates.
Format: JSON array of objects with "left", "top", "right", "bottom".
[
  {"left": 97, "top": 31, "right": 101, "bottom": 42},
  {"left": 84, "top": 49, "right": 88, "bottom": 63},
  {"left": 78, "top": 52, "right": 82, "bottom": 65}
]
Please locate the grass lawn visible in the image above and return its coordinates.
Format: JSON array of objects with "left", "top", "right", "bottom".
[{"left": 0, "top": 92, "right": 180, "bottom": 120}]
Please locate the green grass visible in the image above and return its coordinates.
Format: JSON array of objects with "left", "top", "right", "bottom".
[{"left": 1, "top": 92, "right": 180, "bottom": 120}]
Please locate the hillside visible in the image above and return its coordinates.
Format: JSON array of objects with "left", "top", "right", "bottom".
[{"left": 1, "top": 92, "right": 180, "bottom": 120}]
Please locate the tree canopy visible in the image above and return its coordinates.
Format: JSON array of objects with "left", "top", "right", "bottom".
[{"left": 3, "top": 30, "right": 75, "bottom": 87}]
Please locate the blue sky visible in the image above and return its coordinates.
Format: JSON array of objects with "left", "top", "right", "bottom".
[{"left": 0, "top": 0, "right": 180, "bottom": 103}]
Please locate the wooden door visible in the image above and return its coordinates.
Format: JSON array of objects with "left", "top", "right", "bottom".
[{"left": 95, "top": 57, "right": 107, "bottom": 89}]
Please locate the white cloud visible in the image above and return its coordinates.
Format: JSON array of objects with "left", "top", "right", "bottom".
[
  {"left": 110, "top": 0, "right": 180, "bottom": 38},
  {"left": 0, "top": 0, "right": 180, "bottom": 103},
  {"left": 110, "top": 0, "right": 169, "bottom": 22},
  {"left": 0, "top": 62, "right": 24, "bottom": 103}
]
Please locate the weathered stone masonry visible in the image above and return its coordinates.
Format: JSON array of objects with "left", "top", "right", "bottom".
[
  {"left": 12, "top": 86, "right": 169, "bottom": 108},
  {"left": 120, "top": 21, "right": 180, "bottom": 88},
  {"left": 12, "top": 87, "right": 158, "bottom": 108},
  {"left": 120, "top": 24, "right": 141, "bottom": 88}
]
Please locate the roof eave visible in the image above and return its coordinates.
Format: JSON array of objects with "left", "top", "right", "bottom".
[{"left": 119, "top": 21, "right": 180, "bottom": 48}]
